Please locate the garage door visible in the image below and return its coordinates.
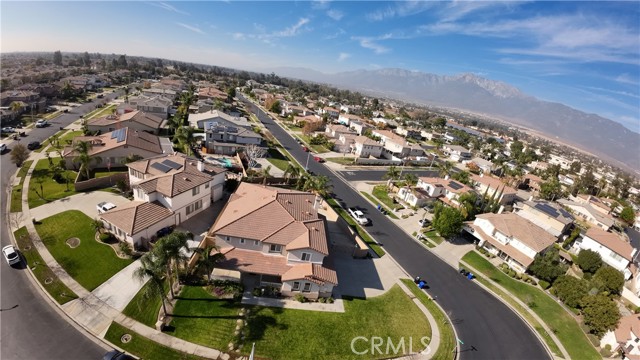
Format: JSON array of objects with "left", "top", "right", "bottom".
[{"left": 212, "top": 184, "right": 223, "bottom": 202}]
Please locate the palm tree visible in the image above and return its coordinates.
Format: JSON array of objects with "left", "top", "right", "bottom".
[
  {"left": 261, "top": 165, "right": 272, "bottom": 185},
  {"left": 303, "top": 175, "right": 332, "bottom": 197},
  {"left": 73, "top": 140, "right": 101, "bottom": 179},
  {"left": 133, "top": 253, "right": 170, "bottom": 317},
  {"left": 283, "top": 164, "right": 300, "bottom": 185},
  {"left": 437, "top": 160, "right": 454, "bottom": 178},
  {"left": 195, "top": 244, "right": 225, "bottom": 283},
  {"left": 124, "top": 86, "right": 130, "bottom": 103},
  {"left": 403, "top": 173, "right": 418, "bottom": 187},
  {"left": 153, "top": 231, "right": 192, "bottom": 298},
  {"left": 174, "top": 126, "right": 195, "bottom": 155},
  {"left": 383, "top": 165, "right": 400, "bottom": 181},
  {"left": 9, "top": 101, "right": 23, "bottom": 116}
]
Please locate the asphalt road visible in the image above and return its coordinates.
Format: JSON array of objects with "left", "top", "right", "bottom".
[
  {"left": 0, "top": 90, "right": 122, "bottom": 360},
  {"left": 338, "top": 169, "right": 440, "bottom": 182},
  {"left": 242, "top": 95, "right": 550, "bottom": 360}
]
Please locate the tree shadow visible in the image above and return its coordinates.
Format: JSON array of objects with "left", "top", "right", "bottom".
[{"left": 244, "top": 307, "right": 288, "bottom": 342}]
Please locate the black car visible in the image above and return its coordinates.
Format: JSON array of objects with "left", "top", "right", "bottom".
[
  {"left": 27, "top": 141, "right": 40, "bottom": 150},
  {"left": 102, "top": 350, "right": 135, "bottom": 360}
]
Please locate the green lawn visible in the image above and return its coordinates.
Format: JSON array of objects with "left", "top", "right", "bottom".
[
  {"left": 300, "top": 135, "right": 330, "bottom": 153},
  {"left": 424, "top": 229, "right": 444, "bottom": 245},
  {"left": 28, "top": 158, "right": 79, "bottom": 209},
  {"left": 168, "top": 286, "right": 243, "bottom": 351},
  {"left": 372, "top": 185, "right": 404, "bottom": 211},
  {"left": 35, "top": 130, "right": 83, "bottom": 153},
  {"left": 360, "top": 191, "right": 399, "bottom": 219},
  {"left": 326, "top": 157, "right": 356, "bottom": 165},
  {"left": 13, "top": 226, "right": 78, "bottom": 304},
  {"left": 401, "top": 279, "right": 456, "bottom": 360},
  {"left": 35, "top": 210, "right": 134, "bottom": 291},
  {"left": 461, "top": 251, "right": 599, "bottom": 360},
  {"left": 122, "top": 279, "right": 167, "bottom": 328},
  {"left": 87, "top": 104, "right": 116, "bottom": 119},
  {"left": 93, "top": 168, "right": 127, "bottom": 178},
  {"left": 326, "top": 197, "right": 385, "bottom": 257},
  {"left": 266, "top": 148, "right": 291, "bottom": 171},
  {"left": 284, "top": 123, "right": 303, "bottom": 131},
  {"left": 10, "top": 160, "right": 33, "bottom": 212},
  {"left": 105, "top": 322, "right": 207, "bottom": 360}
]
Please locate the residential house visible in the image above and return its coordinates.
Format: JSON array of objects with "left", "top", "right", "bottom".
[
  {"left": 513, "top": 200, "right": 575, "bottom": 239},
  {"left": 470, "top": 157, "right": 495, "bottom": 174},
  {"left": 188, "top": 110, "right": 250, "bottom": 130},
  {"left": 471, "top": 174, "right": 517, "bottom": 205},
  {"left": 127, "top": 95, "right": 173, "bottom": 120},
  {"left": 397, "top": 176, "right": 474, "bottom": 208},
  {"left": 203, "top": 125, "right": 263, "bottom": 155},
  {"left": 87, "top": 110, "right": 165, "bottom": 134},
  {"left": 422, "top": 131, "right": 443, "bottom": 142},
  {"left": 62, "top": 127, "right": 173, "bottom": 171},
  {"left": 521, "top": 173, "right": 543, "bottom": 193},
  {"left": 198, "top": 87, "right": 228, "bottom": 102},
  {"left": 340, "top": 104, "right": 361, "bottom": 114},
  {"left": 373, "top": 129, "right": 424, "bottom": 160},
  {"left": 575, "top": 227, "right": 636, "bottom": 277},
  {"left": 549, "top": 154, "right": 573, "bottom": 171},
  {"left": 395, "top": 126, "right": 422, "bottom": 140},
  {"left": 352, "top": 136, "right": 383, "bottom": 158},
  {"left": 141, "top": 87, "right": 177, "bottom": 100},
  {"left": 600, "top": 314, "right": 640, "bottom": 360},
  {"left": 442, "top": 144, "right": 472, "bottom": 162},
  {"left": 320, "top": 107, "right": 340, "bottom": 119},
  {"left": 349, "top": 120, "right": 373, "bottom": 135},
  {"left": 294, "top": 115, "right": 323, "bottom": 128},
  {"left": 337, "top": 113, "right": 362, "bottom": 126},
  {"left": 325, "top": 123, "right": 354, "bottom": 138},
  {"left": 557, "top": 198, "right": 616, "bottom": 231},
  {"left": 465, "top": 213, "right": 557, "bottom": 273},
  {"left": 192, "top": 183, "right": 338, "bottom": 300}
]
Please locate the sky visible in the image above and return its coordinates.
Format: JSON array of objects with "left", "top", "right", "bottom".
[{"left": 1, "top": 1, "right": 639, "bottom": 132}]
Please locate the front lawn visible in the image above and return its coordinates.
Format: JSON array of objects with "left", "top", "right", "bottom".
[
  {"left": 123, "top": 279, "right": 167, "bottom": 328},
  {"left": 266, "top": 148, "right": 291, "bottom": 171},
  {"left": 300, "top": 135, "right": 330, "bottom": 153},
  {"left": 326, "top": 157, "right": 356, "bottom": 165},
  {"left": 87, "top": 104, "right": 116, "bottom": 119},
  {"left": 401, "top": 279, "right": 456, "bottom": 360},
  {"left": 94, "top": 168, "right": 127, "bottom": 178},
  {"left": 35, "top": 130, "right": 83, "bottom": 153},
  {"left": 105, "top": 322, "right": 206, "bottom": 360},
  {"left": 461, "top": 251, "right": 600, "bottom": 360},
  {"left": 423, "top": 229, "right": 444, "bottom": 245},
  {"left": 360, "top": 191, "right": 399, "bottom": 219},
  {"left": 243, "top": 285, "right": 430, "bottom": 360},
  {"left": 28, "top": 158, "right": 79, "bottom": 209},
  {"left": 14, "top": 226, "right": 78, "bottom": 304},
  {"left": 35, "top": 210, "right": 133, "bottom": 291},
  {"left": 372, "top": 185, "right": 404, "bottom": 211},
  {"left": 10, "top": 160, "right": 33, "bottom": 212},
  {"left": 326, "top": 197, "right": 385, "bottom": 257}
]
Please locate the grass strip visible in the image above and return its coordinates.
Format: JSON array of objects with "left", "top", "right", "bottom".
[{"left": 326, "top": 197, "right": 385, "bottom": 257}]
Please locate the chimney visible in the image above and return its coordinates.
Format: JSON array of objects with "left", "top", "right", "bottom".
[
  {"left": 480, "top": 172, "right": 484, "bottom": 178},
  {"left": 197, "top": 159, "right": 205, "bottom": 172},
  {"left": 444, "top": 175, "right": 450, "bottom": 180}
]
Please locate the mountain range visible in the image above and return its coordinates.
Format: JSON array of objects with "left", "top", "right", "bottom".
[{"left": 266, "top": 67, "right": 640, "bottom": 172}]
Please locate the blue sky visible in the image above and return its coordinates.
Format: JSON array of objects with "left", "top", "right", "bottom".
[{"left": 2, "top": 1, "right": 639, "bottom": 132}]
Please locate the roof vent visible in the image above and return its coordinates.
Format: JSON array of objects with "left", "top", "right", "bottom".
[{"left": 183, "top": 177, "right": 190, "bottom": 181}]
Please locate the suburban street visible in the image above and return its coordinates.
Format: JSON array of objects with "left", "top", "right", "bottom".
[
  {"left": 338, "top": 169, "right": 440, "bottom": 182},
  {"left": 0, "top": 91, "right": 122, "bottom": 360},
  {"left": 241, "top": 95, "right": 550, "bottom": 360}
]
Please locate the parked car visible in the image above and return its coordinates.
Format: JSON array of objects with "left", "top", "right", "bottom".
[
  {"left": 1, "top": 127, "right": 16, "bottom": 133},
  {"left": 313, "top": 156, "right": 325, "bottom": 163},
  {"left": 156, "top": 225, "right": 175, "bottom": 238},
  {"left": 419, "top": 218, "right": 431, "bottom": 227},
  {"left": 35, "top": 119, "right": 48, "bottom": 128},
  {"left": 97, "top": 202, "right": 117, "bottom": 214},
  {"left": 302, "top": 146, "right": 309, "bottom": 152},
  {"left": 97, "top": 94, "right": 104, "bottom": 98},
  {"left": 102, "top": 350, "right": 135, "bottom": 360},
  {"left": 348, "top": 207, "right": 370, "bottom": 225},
  {"left": 2, "top": 245, "right": 21, "bottom": 266},
  {"left": 27, "top": 141, "right": 40, "bottom": 150},
  {"left": 0, "top": 143, "right": 7, "bottom": 154}
]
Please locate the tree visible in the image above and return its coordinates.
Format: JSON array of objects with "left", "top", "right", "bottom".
[
  {"left": 117, "top": 54, "right": 128, "bottom": 68},
  {"left": 620, "top": 206, "right": 635, "bottom": 225},
  {"left": 403, "top": 173, "right": 418, "bottom": 187},
  {"left": 53, "top": 50, "right": 63, "bottom": 66},
  {"left": 244, "top": 144, "right": 266, "bottom": 168},
  {"left": 581, "top": 294, "right": 620, "bottom": 337},
  {"left": 576, "top": 249, "right": 603, "bottom": 274},
  {"left": 153, "top": 231, "right": 192, "bottom": 299},
  {"left": 283, "top": 164, "right": 300, "bottom": 185},
  {"left": 457, "top": 192, "right": 480, "bottom": 220},
  {"left": 539, "top": 178, "right": 562, "bottom": 201},
  {"left": 451, "top": 170, "right": 470, "bottom": 185},
  {"left": 593, "top": 266, "right": 624, "bottom": 295},
  {"left": 82, "top": 51, "right": 91, "bottom": 67},
  {"left": 569, "top": 161, "right": 581, "bottom": 174},
  {"left": 261, "top": 165, "right": 272, "bottom": 185},
  {"left": 73, "top": 140, "right": 101, "bottom": 179},
  {"left": 432, "top": 117, "right": 446, "bottom": 128},
  {"left": 432, "top": 204, "right": 464, "bottom": 238},
  {"left": 303, "top": 175, "right": 332, "bottom": 197},
  {"left": 9, "top": 101, "right": 23, "bottom": 115},
  {"left": 174, "top": 126, "right": 195, "bottom": 155},
  {"left": 61, "top": 81, "right": 75, "bottom": 100},
  {"left": 528, "top": 248, "right": 568, "bottom": 283},
  {"left": 437, "top": 161, "right": 454, "bottom": 178},
  {"left": 133, "top": 253, "right": 170, "bottom": 317},
  {"left": 268, "top": 100, "right": 281, "bottom": 114},
  {"left": 10, "top": 143, "right": 29, "bottom": 167},
  {"left": 195, "top": 244, "right": 224, "bottom": 283},
  {"left": 552, "top": 275, "right": 589, "bottom": 308}
]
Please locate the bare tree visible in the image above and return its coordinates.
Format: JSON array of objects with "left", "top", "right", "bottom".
[{"left": 244, "top": 144, "right": 266, "bottom": 169}]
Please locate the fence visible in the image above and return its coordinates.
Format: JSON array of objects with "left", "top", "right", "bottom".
[
  {"left": 74, "top": 172, "right": 127, "bottom": 192},
  {"left": 354, "top": 157, "right": 402, "bottom": 166}
]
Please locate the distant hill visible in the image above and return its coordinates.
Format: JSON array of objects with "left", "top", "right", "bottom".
[{"left": 267, "top": 67, "right": 640, "bottom": 172}]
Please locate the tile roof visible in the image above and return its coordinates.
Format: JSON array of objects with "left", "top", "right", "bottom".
[
  {"left": 210, "top": 183, "right": 329, "bottom": 255},
  {"left": 62, "top": 127, "right": 164, "bottom": 157},
  {"left": 88, "top": 110, "right": 163, "bottom": 129},
  {"left": 471, "top": 174, "right": 517, "bottom": 194},
  {"left": 469, "top": 223, "right": 536, "bottom": 267},
  {"left": 585, "top": 227, "right": 635, "bottom": 261},
  {"left": 614, "top": 314, "right": 640, "bottom": 345},
  {"left": 100, "top": 201, "right": 173, "bottom": 235},
  {"left": 557, "top": 199, "right": 615, "bottom": 227},
  {"left": 217, "top": 247, "right": 292, "bottom": 276},
  {"left": 354, "top": 136, "right": 382, "bottom": 146},
  {"left": 475, "top": 213, "right": 557, "bottom": 252},
  {"left": 129, "top": 153, "right": 226, "bottom": 197},
  {"left": 418, "top": 177, "right": 473, "bottom": 194},
  {"left": 282, "top": 263, "right": 338, "bottom": 285},
  {"left": 522, "top": 200, "right": 574, "bottom": 224}
]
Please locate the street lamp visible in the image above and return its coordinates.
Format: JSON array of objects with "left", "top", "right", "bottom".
[{"left": 305, "top": 151, "right": 311, "bottom": 171}]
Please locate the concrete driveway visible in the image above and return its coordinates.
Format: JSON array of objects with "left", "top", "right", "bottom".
[
  {"left": 91, "top": 259, "right": 146, "bottom": 311},
  {"left": 28, "top": 191, "right": 131, "bottom": 224}
]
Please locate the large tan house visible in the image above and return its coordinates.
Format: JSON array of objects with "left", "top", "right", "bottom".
[
  {"left": 192, "top": 183, "right": 337, "bottom": 300},
  {"left": 87, "top": 110, "right": 165, "bottom": 134}
]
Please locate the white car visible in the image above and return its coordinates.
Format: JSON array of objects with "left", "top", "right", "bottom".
[
  {"left": 348, "top": 207, "right": 370, "bottom": 225},
  {"left": 97, "top": 202, "right": 117, "bottom": 213},
  {"left": 35, "top": 119, "right": 48, "bottom": 128},
  {"left": 0, "top": 143, "right": 7, "bottom": 153},
  {"left": 2, "top": 245, "right": 21, "bottom": 266}
]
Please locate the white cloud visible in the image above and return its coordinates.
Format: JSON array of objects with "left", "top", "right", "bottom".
[
  {"left": 176, "top": 22, "right": 205, "bottom": 35},
  {"left": 324, "top": 28, "right": 346, "bottom": 40},
  {"left": 277, "top": 18, "right": 310, "bottom": 37},
  {"left": 327, "top": 9, "right": 344, "bottom": 21},
  {"left": 151, "top": 2, "right": 188, "bottom": 15},
  {"left": 352, "top": 34, "right": 392, "bottom": 54},
  {"left": 337, "top": 53, "right": 350, "bottom": 62},
  {"left": 367, "top": 1, "right": 433, "bottom": 21},
  {"left": 583, "top": 86, "right": 640, "bottom": 99},
  {"left": 615, "top": 73, "right": 638, "bottom": 85},
  {"left": 311, "top": 0, "right": 331, "bottom": 10}
]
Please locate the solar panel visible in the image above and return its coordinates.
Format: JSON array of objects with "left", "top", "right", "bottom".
[
  {"left": 448, "top": 181, "right": 464, "bottom": 190},
  {"left": 161, "top": 159, "right": 183, "bottom": 170},
  {"left": 117, "top": 128, "right": 127, "bottom": 143},
  {"left": 534, "top": 203, "right": 560, "bottom": 218},
  {"left": 150, "top": 162, "right": 172, "bottom": 173},
  {"left": 111, "top": 130, "right": 119, "bottom": 139}
]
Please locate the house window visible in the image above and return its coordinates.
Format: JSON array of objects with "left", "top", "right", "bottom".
[
  {"left": 611, "top": 252, "right": 623, "bottom": 262},
  {"left": 225, "top": 236, "right": 230, "bottom": 241},
  {"left": 254, "top": 240, "right": 260, "bottom": 246},
  {"left": 303, "top": 283, "right": 311, "bottom": 292},
  {"left": 192, "top": 186, "right": 200, "bottom": 196},
  {"left": 269, "top": 244, "right": 282, "bottom": 253},
  {"left": 186, "top": 199, "right": 203, "bottom": 215},
  {"left": 301, "top": 252, "right": 311, "bottom": 261},
  {"left": 240, "top": 238, "right": 245, "bottom": 244},
  {"left": 292, "top": 281, "right": 300, "bottom": 291},
  {"left": 205, "top": 182, "right": 210, "bottom": 189}
]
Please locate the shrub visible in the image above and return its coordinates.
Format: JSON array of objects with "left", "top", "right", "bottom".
[
  {"left": 119, "top": 242, "right": 133, "bottom": 256},
  {"left": 521, "top": 274, "right": 530, "bottom": 282},
  {"left": 539, "top": 280, "right": 550, "bottom": 290},
  {"left": 99, "top": 233, "right": 112, "bottom": 242},
  {"left": 509, "top": 270, "right": 516, "bottom": 278},
  {"left": 252, "top": 288, "right": 261, "bottom": 297},
  {"left": 576, "top": 249, "right": 603, "bottom": 274},
  {"left": 530, "top": 279, "right": 537, "bottom": 286},
  {"left": 412, "top": 231, "right": 417, "bottom": 237},
  {"left": 327, "top": 297, "right": 334, "bottom": 304},
  {"left": 635, "top": 306, "right": 640, "bottom": 314},
  {"left": 294, "top": 294, "right": 306, "bottom": 303},
  {"left": 318, "top": 297, "right": 326, "bottom": 303},
  {"left": 502, "top": 266, "right": 510, "bottom": 274},
  {"left": 586, "top": 334, "right": 600, "bottom": 347}
]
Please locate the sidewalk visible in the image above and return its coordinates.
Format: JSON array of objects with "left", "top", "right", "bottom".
[{"left": 396, "top": 280, "right": 441, "bottom": 360}]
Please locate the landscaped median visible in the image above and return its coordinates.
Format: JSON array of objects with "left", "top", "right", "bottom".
[
  {"left": 10, "top": 160, "right": 33, "bottom": 212},
  {"left": 325, "top": 197, "right": 385, "bottom": 257},
  {"left": 461, "top": 251, "right": 600, "bottom": 360},
  {"left": 35, "top": 210, "right": 133, "bottom": 291}
]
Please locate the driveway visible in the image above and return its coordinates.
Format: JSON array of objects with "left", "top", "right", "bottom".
[
  {"left": 28, "top": 191, "right": 131, "bottom": 225},
  {"left": 91, "top": 260, "right": 146, "bottom": 311}
]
